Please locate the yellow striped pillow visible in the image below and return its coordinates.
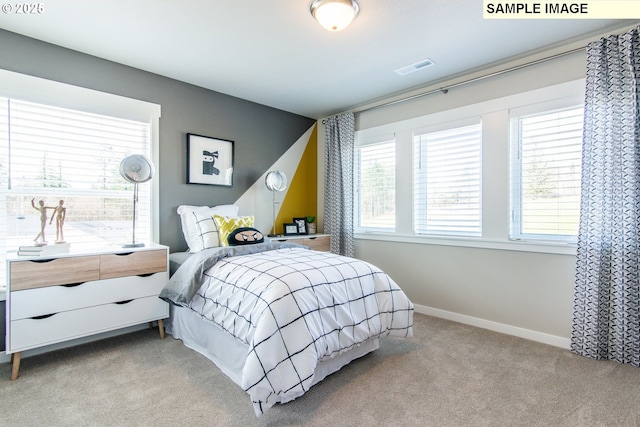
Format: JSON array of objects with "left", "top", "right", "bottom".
[{"left": 213, "top": 215, "right": 255, "bottom": 247}]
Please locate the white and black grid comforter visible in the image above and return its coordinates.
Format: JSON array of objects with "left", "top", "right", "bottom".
[{"left": 161, "top": 243, "right": 413, "bottom": 415}]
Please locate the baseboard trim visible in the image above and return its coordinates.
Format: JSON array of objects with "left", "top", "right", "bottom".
[
  {"left": 2, "top": 309, "right": 570, "bottom": 366},
  {"left": 413, "top": 304, "right": 571, "bottom": 349}
]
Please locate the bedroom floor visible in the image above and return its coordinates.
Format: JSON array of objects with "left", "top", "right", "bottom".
[{"left": 1, "top": 313, "right": 639, "bottom": 426}]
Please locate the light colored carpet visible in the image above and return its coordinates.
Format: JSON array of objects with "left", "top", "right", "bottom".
[{"left": 1, "top": 313, "right": 640, "bottom": 426}]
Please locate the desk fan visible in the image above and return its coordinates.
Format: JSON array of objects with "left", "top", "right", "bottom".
[{"left": 120, "top": 155, "right": 154, "bottom": 247}]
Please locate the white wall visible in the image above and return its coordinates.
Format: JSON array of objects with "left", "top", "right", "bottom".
[
  {"left": 356, "top": 239, "right": 575, "bottom": 347},
  {"left": 318, "top": 25, "right": 636, "bottom": 348}
]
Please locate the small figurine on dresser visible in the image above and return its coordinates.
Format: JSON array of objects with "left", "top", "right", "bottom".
[
  {"left": 19, "top": 198, "right": 70, "bottom": 256},
  {"left": 31, "top": 198, "right": 55, "bottom": 245},
  {"left": 49, "top": 199, "right": 67, "bottom": 243}
]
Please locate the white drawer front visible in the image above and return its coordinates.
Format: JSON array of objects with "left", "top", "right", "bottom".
[
  {"left": 9, "top": 296, "right": 169, "bottom": 352},
  {"left": 10, "top": 272, "right": 167, "bottom": 320}
]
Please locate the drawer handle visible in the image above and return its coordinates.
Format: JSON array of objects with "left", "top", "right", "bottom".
[
  {"left": 32, "top": 313, "right": 56, "bottom": 320},
  {"left": 138, "top": 273, "right": 154, "bottom": 278},
  {"left": 114, "top": 252, "right": 134, "bottom": 256},
  {"left": 115, "top": 299, "right": 133, "bottom": 305},
  {"left": 30, "top": 258, "right": 55, "bottom": 263},
  {"left": 62, "top": 282, "right": 84, "bottom": 288},
  {"left": 308, "top": 237, "right": 317, "bottom": 240}
]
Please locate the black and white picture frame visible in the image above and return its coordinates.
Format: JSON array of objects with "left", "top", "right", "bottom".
[
  {"left": 187, "top": 133, "right": 234, "bottom": 186},
  {"left": 293, "top": 217, "right": 308, "bottom": 235},
  {"left": 284, "top": 223, "right": 298, "bottom": 236}
]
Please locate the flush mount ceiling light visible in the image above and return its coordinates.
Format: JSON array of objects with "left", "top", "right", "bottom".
[{"left": 310, "top": 0, "right": 360, "bottom": 32}]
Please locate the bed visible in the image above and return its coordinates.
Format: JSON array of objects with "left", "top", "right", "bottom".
[{"left": 160, "top": 206, "right": 414, "bottom": 416}]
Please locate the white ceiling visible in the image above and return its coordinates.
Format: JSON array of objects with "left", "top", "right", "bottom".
[{"left": 0, "top": 1, "right": 637, "bottom": 119}]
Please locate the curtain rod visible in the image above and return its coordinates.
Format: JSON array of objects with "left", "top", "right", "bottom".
[{"left": 351, "top": 46, "right": 586, "bottom": 116}]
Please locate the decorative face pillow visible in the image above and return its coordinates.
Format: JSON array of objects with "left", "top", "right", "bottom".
[
  {"left": 213, "top": 215, "right": 255, "bottom": 247},
  {"left": 227, "top": 227, "right": 264, "bottom": 245}
]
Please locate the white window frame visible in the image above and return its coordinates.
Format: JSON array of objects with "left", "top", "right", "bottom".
[
  {"left": 413, "top": 118, "right": 482, "bottom": 237},
  {"left": 354, "top": 133, "right": 396, "bottom": 233},
  {"left": 509, "top": 99, "right": 584, "bottom": 243},
  {"left": 353, "top": 79, "right": 585, "bottom": 255}
]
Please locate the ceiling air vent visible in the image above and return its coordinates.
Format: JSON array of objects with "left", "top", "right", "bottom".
[{"left": 394, "top": 58, "right": 435, "bottom": 76}]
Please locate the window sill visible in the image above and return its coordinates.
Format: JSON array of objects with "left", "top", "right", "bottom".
[{"left": 354, "top": 232, "right": 577, "bottom": 256}]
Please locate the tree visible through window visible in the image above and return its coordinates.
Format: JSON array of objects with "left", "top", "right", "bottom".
[
  {"left": 510, "top": 106, "right": 583, "bottom": 241},
  {"left": 355, "top": 140, "right": 395, "bottom": 230}
]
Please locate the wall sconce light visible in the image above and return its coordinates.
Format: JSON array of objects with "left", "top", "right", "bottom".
[{"left": 310, "top": 0, "right": 360, "bottom": 32}]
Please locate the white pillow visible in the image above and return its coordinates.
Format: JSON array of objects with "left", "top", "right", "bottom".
[{"left": 177, "top": 204, "right": 239, "bottom": 252}]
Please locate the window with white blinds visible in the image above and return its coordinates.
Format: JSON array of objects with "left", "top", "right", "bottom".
[
  {"left": 0, "top": 99, "right": 8, "bottom": 287},
  {"left": 413, "top": 123, "right": 482, "bottom": 236},
  {"left": 355, "top": 138, "right": 395, "bottom": 231},
  {"left": 510, "top": 106, "right": 583, "bottom": 242},
  {"left": 0, "top": 98, "right": 152, "bottom": 253}
]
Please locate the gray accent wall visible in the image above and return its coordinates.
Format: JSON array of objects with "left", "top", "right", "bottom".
[{"left": 0, "top": 29, "right": 315, "bottom": 252}]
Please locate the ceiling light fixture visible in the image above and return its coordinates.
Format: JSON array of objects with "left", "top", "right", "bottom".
[{"left": 310, "top": 0, "right": 359, "bottom": 32}]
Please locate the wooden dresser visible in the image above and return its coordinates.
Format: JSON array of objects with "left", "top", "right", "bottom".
[
  {"left": 5, "top": 245, "right": 169, "bottom": 380},
  {"left": 271, "top": 234, "right": 331, "bottom": 252}
]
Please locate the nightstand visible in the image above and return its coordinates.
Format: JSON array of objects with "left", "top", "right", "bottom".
[
  {"left": 271, "top": 234, "right": 331, "bottom": 252},
  {"left": 5, "top": 244, "right": 169, "bottom": 380}
]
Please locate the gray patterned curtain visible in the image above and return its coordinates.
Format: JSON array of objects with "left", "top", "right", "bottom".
[
  {"left": 571, "top": 26, "right": 640, "bottom": 366},
  {"left": 323, "top": 112, "right": 355, "bottom": 257}
]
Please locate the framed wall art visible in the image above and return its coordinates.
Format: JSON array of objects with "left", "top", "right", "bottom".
[
  {"left": 187, "top": 133, "right": 234, "bottom": 186},
  {"left": 293, "top": 217, "right": 308, "bottom": 235},
  {"left": 283, "top": 223, "right": 298, "bottom": 236}
]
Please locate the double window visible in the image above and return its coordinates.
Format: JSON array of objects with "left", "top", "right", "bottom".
[{"left": 354, "top": 80, "right": 584, "bottom": 249}]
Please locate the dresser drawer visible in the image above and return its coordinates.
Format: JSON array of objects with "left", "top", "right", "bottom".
[
  {"left": 10, "top": 295, "right": 169, "bottom": 352},
  {"left": 9, "top": 256, "right": 100, "bottom": 291},
  {"left": 301, "top": 236, "right": 330, "bottom": 252},
  {"left": 100, "top": 249, "right": 167, "bottom": 279},
  {"left": 274, "top": 235, "right": 330, "bottom": 252},
  {"left": 10, "top": 272, "right": 167, "bottom": 321}
]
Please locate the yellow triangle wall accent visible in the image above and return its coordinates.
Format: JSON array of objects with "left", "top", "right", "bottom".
[{"left": 275, "top": 123, "right": 317, "bottom": 232}]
